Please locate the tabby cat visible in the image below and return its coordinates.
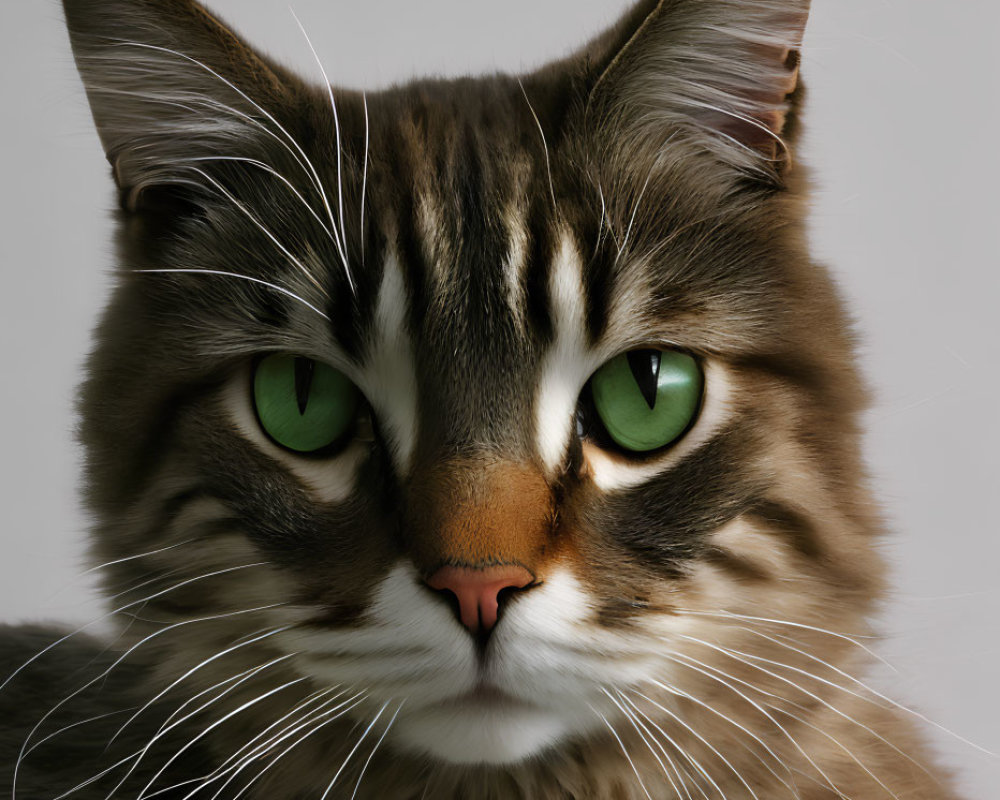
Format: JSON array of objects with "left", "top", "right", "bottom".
[{"left": 0, "top": 0, "right": 962, "bottom": 797}]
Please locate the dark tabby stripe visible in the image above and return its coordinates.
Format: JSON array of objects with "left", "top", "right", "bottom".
[
  {"left": 393, "top": 183, "right": 433, "bottom": 337},
  {"left": 582, "top": 240, "right": 614, "bottom": 346},
  {"left": 100, "top": 381, "right": 223, "bottom": 510},
  {"left": 522, "top": 192, "right": 556, "bottom": 345},
  {"left": 590, "top": 425, "right": 765, "bottom": 575},
  {"left": 747, "top": 498, "right": 823, "bottom": 560},
  {"left": 702, "top": 545, "right": 770, "bottom": 583},
  {"left": 593, "top": 594, "right": 652, "bottom": 630}
]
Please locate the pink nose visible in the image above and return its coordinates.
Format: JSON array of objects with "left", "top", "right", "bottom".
[{"left": 426, "top": 565, "right": 534, "bottom": 634}]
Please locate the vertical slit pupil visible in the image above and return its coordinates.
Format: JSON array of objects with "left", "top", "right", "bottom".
[
  {"left": 293, "top": 357, "right": 315, "bottom": 415},
  {"left": 627, "top": 350, "right": 661, "bottom": 410}
]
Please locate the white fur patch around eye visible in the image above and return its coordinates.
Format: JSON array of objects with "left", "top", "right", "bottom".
[
  {"left": 535, "top": 231, "right": 602, "bottom": 475},
  {"left": 358, "top": 251, "right": 419, "bottom": 477},
  {"left": 222, "top": 374, "right": 367, "bottom": 505},
  {"left": 584, "top": 360, "right": 734, "bottom": 492}
]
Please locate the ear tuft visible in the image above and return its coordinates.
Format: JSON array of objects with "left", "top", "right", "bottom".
[
  {"left": 62, "top": 0, "right": 296, "bottom": 209},
  {"left": 583, "top": 0, "right": 811, "bottom": 178}
]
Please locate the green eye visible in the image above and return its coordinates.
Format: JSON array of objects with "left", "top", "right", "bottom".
[
  {"left": 252, "top": 354, "right": 359, "bottom": 454},
  {"left": 589, "top": 349, "right": 703, "bottom": 453}
]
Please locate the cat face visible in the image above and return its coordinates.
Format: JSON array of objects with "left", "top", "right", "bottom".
[{"left": 66, "top": 0, "right": 885, "bottom": 780}]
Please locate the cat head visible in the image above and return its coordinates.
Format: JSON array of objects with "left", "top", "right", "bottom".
[{"left": 66, "top": 0, "right": 884, "bottom": 778}]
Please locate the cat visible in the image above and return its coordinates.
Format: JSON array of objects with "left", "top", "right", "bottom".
[{"left": 0, "top": 0, "right": 964, "bottom": 797}]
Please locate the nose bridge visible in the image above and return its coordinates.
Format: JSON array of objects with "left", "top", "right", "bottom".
[{"left": 405, "top": 456, "right": 554, "bottom": 574}]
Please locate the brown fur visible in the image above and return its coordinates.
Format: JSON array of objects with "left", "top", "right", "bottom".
[
  {"left": 0, "top": 0, "right": 964, "bottom": 797},
  {"left": 407, "top": 459, "right": 555, "bottom": 573}
]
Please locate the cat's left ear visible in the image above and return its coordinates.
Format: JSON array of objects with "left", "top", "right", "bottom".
[
  {"left": 62, "top": 0, "right": 303, "bottom": 212},
  {"left": 575, "top": 0, "right": 810, "bottom": 180}
]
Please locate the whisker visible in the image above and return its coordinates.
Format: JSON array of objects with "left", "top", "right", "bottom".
[
  {"left": 1, "top": 562, "right": 270, "bottom": 696},
  {"left": 100, "top": 40, "right": 349, "bottom": 277},
  {"left": 36, "top": 621, "right": 279, "bottom": 799},
  {"left": 718, "top": 620, "right": 995, "bottom": 758},
  {"left": 182, "top": 156, "right": 338, "bottom": 244},
  {"left": 49, "top": 753, "right": 141, "bottom": 800},
  {"left": 81, "top": 80, "right": 335, "bottom": 229},
  {"left": 105, "top": 569, "right": 182, "bottom": 604},
  {"left": 289, "top": 10, "right": 355, "bottom": 295},
  {"left": 360, "top": 92, "right": 370, "bottom": 266},
  {"left": 623, "top": 688, "right": 758, "bottom": 800},
  {"left": 132, "top": 269, "right": 330, "bottom": 322},
  {"left": 640, "top": 676, "right": 794, "bottom": 789},
  {"left": 201, "top": 690, "right": 367, "bottom": 800},
  {"left": 590, "top": 703, "right": 653, "bottom": 800},
  {"left": 622, "top": 694, "right": 721, "bottom": 800},
  {"left": 349, "top": 699, "right": 404, "bottom": 800},
  {"left": 602, "top": 689, "right": 691, "bottom": 799},
  {"left": 136, "top": 677, "right": 309, "bottom": 800},
  {"left": 319, "top": 700, "right": 390, "bottom": 800},
  {"left": 684, "top": 635, "right": 939, "bottom": 788},
  {"left": 517, "top": 78, "right": 557, "bottom": 213},
  {"left": 43, "top": 546, "right": 191, "bottom": 617},
  {"left": 617, "top": 164, "right": 655, "bottom": 261},
  {"left": 109, "top": 629, "right": 292, "bottom": 746},
  {"left": 597, "top": 180, "right": 620, "bottom": 251},
  {"left": 666, "top": 652, "right": 847, "bottom": 798},
  {"left": 680, "top": 609, "right": 888, "bottom": 664},
  {"left": 616, "top": 691, "right": 725, "bottom": 800},
  {"left": 593, "top": 181, "right": 608, "bottom": 260},
  {"left": 152, "top": 658, "right": 302, "bottom": 748},
  {"left": 20, "top": 708, "right": 137, "bottom": 763},
  {"left": 738, "top": 626, "right": 897, "bottom": 709},
  {"left": 211, "top": 689, "right": 352, "bottom": 777},
  {"left": 175, "top": 165, "right": 324, "bottom": 293},
  {"left": 103, "top": 649, "right": 296, "bottom": 799},
  {"left": 82, "top": 541, "right": 198, "bottom": 577},
  {"left": 226, "top": 694, "right": 367, "bottom": 800},
  {"left": 766, "top": 702, "right": 900, "bottom": 800},
  {"left": 14, "top": 600, "right": 281, "bottom": 798},
  {"left": 139, "top": 688, "right": 345, "bottom": 800}
]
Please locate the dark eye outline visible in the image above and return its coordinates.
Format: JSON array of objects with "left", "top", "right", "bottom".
[
  {"left": 576, "top": 347, "right": 706, "bottom": 460},
  {"left": 249, "top": 354, "right": 369, "bottom": 459}
]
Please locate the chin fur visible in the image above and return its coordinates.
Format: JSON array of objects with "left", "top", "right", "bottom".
[{"left": 391, "top": 705, "right": 571, "bottom": 765}]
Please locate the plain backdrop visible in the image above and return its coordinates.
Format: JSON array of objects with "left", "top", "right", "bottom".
[{"left": 1, "top": 0, "right": 998, "bottom": 795}]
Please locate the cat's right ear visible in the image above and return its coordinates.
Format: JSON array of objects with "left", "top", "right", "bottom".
[
  {"left": 568, "top": 0, "right": 811, "bottom": 182},
  {"left": 62, "top": 0, "right": 300, "bottom": 213}
]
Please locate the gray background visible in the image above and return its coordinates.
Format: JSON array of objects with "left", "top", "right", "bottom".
[{"left": 1, "top": 0, "right": 997, "bottom": 795}]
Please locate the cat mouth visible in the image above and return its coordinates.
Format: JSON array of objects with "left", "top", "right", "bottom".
[{"left": 439, "top": 684, "right": 533, "bottom": 711}]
